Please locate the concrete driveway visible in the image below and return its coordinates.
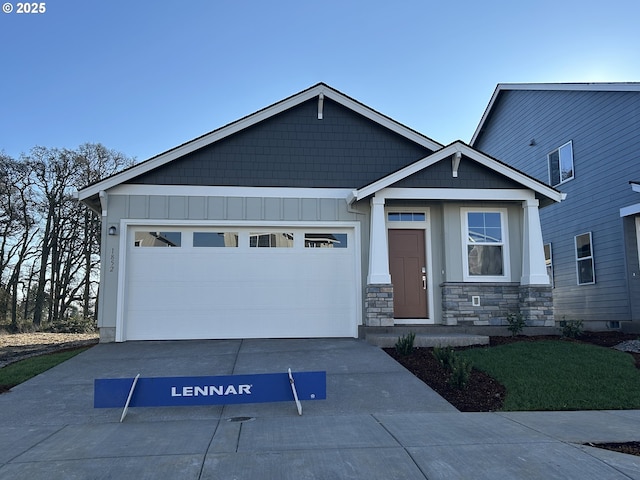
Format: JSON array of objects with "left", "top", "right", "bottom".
[{"left": 1, "top": 338, "right": 640, "bottom": 479}]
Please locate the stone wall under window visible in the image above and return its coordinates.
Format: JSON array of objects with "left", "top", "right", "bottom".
[{"left": 441, "top": 282, "right": 553, "bottom": 327}]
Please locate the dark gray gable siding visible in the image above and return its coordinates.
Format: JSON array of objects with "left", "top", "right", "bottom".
[
  {"left": 391, "top": 154, "right": 524, "bottom": 189},
  {"left": 127, "top": 98, "right": 433, "bottom": 188},
  {"left": 475, "top": 89, "right": 640, "bottom": 322}
]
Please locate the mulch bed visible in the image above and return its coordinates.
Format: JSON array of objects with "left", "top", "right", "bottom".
[{"left": 384, "top": 331, "right": 640, "bottom": 457}]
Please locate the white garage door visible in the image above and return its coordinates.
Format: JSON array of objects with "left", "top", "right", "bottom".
[{"left": 122, "top": 226, "right": 359, "bottom": 341}]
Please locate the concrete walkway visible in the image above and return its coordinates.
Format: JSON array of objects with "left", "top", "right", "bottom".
[{"left": 1, "top": 338, "right": 640, "bottom": 479}]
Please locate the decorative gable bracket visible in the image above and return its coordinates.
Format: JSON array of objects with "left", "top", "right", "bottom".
[
  {"left": 317, "top": 93, "right": 324, "bottom": 120},
  {"left": 452, "top": 151, "right": 461, "bottom": 178}
]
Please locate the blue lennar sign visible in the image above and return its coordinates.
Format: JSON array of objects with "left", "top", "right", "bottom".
[{"left": 94, "top": 371, "right": 326, "bottom": 408}]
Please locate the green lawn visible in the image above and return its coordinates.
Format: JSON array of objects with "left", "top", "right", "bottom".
[
  {"left": 459, "top": 340, "right": 640, "bottom": 411},
  {"left": 0, "top": 347, "right": 90, "bottom": 390}
]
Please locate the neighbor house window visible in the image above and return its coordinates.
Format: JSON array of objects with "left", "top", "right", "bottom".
[
  {"left": 544, "top": 243, "right": 554, "bottom": 287},
  {"left": 548, "top": 141, "right": 574, "bottom": 187},
  {"left": 304, "top": 233, "right": 348, "bottom": 248},
  {"left": 134, "top": 231, "right": 182, "bottom": 247},
  {"left": 250, "top": 232, "right": 294, "bottom": 248},
  {"left": 463, "top": 209, "right": 509, "bottom": 280},
  {"left": 575, "top": 232, "right": 595, "bottom": 285}
]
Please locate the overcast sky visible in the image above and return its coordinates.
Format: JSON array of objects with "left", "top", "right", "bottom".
[{"left": 2, "top": 0, "right": 639, "bottom": 162}]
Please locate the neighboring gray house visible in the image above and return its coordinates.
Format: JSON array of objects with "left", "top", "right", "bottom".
[
  {"left": 78, "top": 83, "right": 561, "bottom": 342},
  {"left": 472, "top": 83, "right": 640, "bottom": 331}
]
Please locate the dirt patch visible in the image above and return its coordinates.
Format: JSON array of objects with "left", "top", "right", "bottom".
[{"left": 0, "top": 332, "right": 99, "bottom": 369}]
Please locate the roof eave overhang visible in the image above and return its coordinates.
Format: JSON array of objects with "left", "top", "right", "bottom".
[
  {"left": 471, "top": 82, "right": 640, "bottom": 145},
  {"left": 77, "top": 83, "right": 443, "bottom": 205},
  {"left": 349, "top": 141, "right": 563, "bottom": 206}
]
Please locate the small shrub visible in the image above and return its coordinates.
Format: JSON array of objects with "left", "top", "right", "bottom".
[
  {"left": 560, "top": 318, "right": 583, "bottom": 338},
  {"left": 395, "top": 332, "right": 416, "bottom": 355},
  {"left": 433, "top": 346, "right": 456, "bottom": 369},
  {"left": 449, "top": 355, "right": 473, "bottom": 389},
  {"left": 505, "top": 312, "right": 526, "bottom": 337},
  {"left": 433, "top": 346, "right": 473, "bottom": 389},
  {"left": 42, "top": 317, "right": 96, "bottom": 334}
]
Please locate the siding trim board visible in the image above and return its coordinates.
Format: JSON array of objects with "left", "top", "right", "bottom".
[{"left": 109, "top": 185, "right": 354, "bottom": 199}]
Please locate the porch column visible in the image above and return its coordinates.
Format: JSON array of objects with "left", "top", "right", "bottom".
[
  {"left": 521, "top": 198, "right": 550, "bottom": 285},
  {"left": 367, "top": 196, "right": 391, "bottom": 284}
]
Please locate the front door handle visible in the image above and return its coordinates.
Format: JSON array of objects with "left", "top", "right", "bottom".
[{"left": 422, "top": 275, "right": 426, "bottom": 290}]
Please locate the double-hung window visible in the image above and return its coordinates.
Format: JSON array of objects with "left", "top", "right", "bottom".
[
  {"left": 575, "top": 232, "right": 595, "bottom": 285},
  {"left": 548, "top": 141, "right": 574, "bottom": 187},
  {"left": 462, "top": 209, "right": 509, "bottom": 281}
]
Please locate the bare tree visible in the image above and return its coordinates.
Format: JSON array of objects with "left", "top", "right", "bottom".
[
  {"left": 0, "top": 154, "right": 39, "bottom": 331},
  {"left": 0, "top": 144, "right": 134, "bottom": 330}
]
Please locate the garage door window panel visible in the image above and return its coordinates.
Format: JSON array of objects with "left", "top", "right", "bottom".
[
  {"left": 250, "top": 233, "right": 294, "bottom": 248},
  {"left": 304, "top": 233, "right": 348, "bottom": 248},
  {"left": 193, "top": 232, "right": 239, "bottom": 247},
  {"left": 134, "top": 231, "right": 182, "bottom": 247}
]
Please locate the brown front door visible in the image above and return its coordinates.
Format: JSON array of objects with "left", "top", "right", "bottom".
[{"left": 388, "top": 229, "right": 428, "bottom": 318}]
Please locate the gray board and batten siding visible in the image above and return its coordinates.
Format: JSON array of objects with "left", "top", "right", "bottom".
[
  {"left": 473, "top": 88, "right": 640, "bottom": 324},
  {"left": 126, "top": 97, "right": 434, "bottom": 188}
]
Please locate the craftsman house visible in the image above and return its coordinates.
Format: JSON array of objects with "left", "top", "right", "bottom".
[
  {"left": 78, "top": 83, "right": 561, "bottom": 342},
  {"left": 472, "top": 83, "right": 640, "bottom": 331}
]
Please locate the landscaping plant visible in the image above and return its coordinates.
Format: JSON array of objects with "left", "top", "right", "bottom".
[
  {"left": 395, "top": 332, "right": 416, "bottom": 355},
  {"left": 433, "top": 346, "right": 473, "bottom": 389},
  {"left": 560, "top": 318, "right": 584, "bottom": 338},
  {"left": 505, "top": 312, "right": 526, "bottom": 336}
]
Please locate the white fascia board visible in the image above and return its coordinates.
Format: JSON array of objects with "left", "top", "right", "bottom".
[
  {"left": 471, "top": 82, "right": 640, "bottom": 145},
  {"left": 621, "top": 203, "right": 640, "bottom": 217},
  {"left": 325, "top": 89, "right": 442, "bottom": 151},
  {"left": 78, "top": 89, "right": 321, "bottom": 200},
  {"left": 470, "top": 84, "right": 503, "bottom": 145},
  {"left": 78, "top": 84, "right": 442, "bottom": 201},
  {"left": 379, "top": 187, "right": 535, "bottom": 202},
  {"left": 107, "top": 184, "right": 354, "bottom": 199}
]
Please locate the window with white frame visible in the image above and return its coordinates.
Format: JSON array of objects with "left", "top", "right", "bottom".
[
  {"left": 544, "top": 243, "right": 554, "bottom": 287},
  {"left": 462, "top": 209, "right": 509, "bottom": 280},
  {"left": 575, "top": 232, "right": 595, "bottom": 285},
  {"left": 548, "top": 141, "right": 574, "bottom": 187}
]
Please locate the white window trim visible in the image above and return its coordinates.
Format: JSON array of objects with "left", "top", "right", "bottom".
[
  {"left": 461, "top": 208, "right": 511, "bottom": 282},
  {"left": 544, "top": 242, "right": 554, "bottom": 288},
  {"left": 575, "top": 231, "right": 595, "bottom": 285},
  {"left": 548, "top": 140, "right": 574, "bottom": 187}
]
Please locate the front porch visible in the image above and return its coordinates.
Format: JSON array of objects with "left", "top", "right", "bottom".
[{"left": 360, "top": 324, "right": 560, "bottom": 348}]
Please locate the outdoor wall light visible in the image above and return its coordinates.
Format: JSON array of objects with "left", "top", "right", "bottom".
[{"left": 108, "top": 226, "right": 117, "bottom": 236}]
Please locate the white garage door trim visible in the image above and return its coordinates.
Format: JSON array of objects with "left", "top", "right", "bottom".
[{"left": 115, "top": 219, "right": 361, "bottom": 342}]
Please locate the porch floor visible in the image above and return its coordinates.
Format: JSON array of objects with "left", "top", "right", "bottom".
[{"left": 364, "top": 332, "right": 489, "bottom": 348}]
